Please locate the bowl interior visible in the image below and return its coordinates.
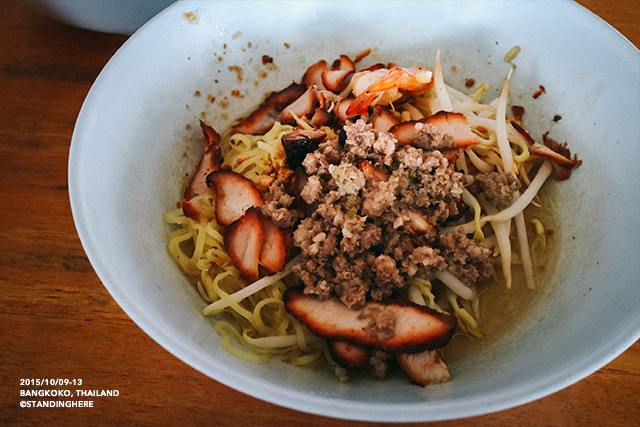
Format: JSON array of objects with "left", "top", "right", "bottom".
[{"left": 69, "top": 0, "right": 640, "bottom": 422}]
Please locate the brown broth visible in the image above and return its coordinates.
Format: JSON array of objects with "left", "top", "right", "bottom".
[{"left": 439, "top": 188, "right": 559, "bottom": 363}]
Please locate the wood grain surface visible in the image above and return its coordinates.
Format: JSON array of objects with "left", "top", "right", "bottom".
[{"left": 1, "top": 0, "right": 638, "bottom": 425}]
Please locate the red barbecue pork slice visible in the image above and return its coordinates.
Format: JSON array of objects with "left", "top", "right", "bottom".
[
  {"left": 224, "top": 208, "right": 289, "bottom": 281},
  {"left": 302, "top": 59, "right": 328, "bottom": 90},
  {"left": 396, "top": 349, "right": 451, "bottom": 387},
  {"left": 283, "top": 289, "right": 457, "bottom": 353},
  {"left": 224, "top": 208, "right": 265, "bottom": 282},
  {"left": 280, "top": 86, "right": 319, "bottom": 124},
  {"left": 310, "top": 107, "right": 333, "bottom": 127},
  {"left": 329, "top": 340, "right": 370, "bottom": 369},
  {"left": 535, "top": 132, "right": 582, "bottom": 181},
  {"left": 181, "top": 198, "right": 206, "bottom": 222},
  {"left": 257, "top": 212, "right": 288, "bottom": 274},
  {"left": 334, "top": 98, "right": 359, "bottom": 123},
  {"left": 321, "top": 54, "right": 356, "bottom": 93},
  {"left": 183, "top": 121, "right": 224, "bottom": 203},
  {"left": 206, "top": 170, "right": 264, "bottom": 226},
  {"left": 511, "top": 122, "right": 582, "bottom": 181},
  {"left": 390, "top": 111, "right": 480, "bottom": 148},
  {"left": 231, "top": 83, "right": 307, "bottom": 135},
  {"left": 368, "top": 105, "right": 400, "bottom": 133}
]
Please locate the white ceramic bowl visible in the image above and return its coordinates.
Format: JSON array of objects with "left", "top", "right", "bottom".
[
  {"left": 69, "top": 0, "right": 640, "bottom": 422},
  {"left": 21, "top": 0, "right": 174, "bottom": 34}
]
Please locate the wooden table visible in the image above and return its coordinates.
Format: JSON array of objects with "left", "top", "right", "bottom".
[{"left": 1, "top": 1, "right": 638, "bottom": 425}]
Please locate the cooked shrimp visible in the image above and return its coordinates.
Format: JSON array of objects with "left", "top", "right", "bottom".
[{"left": 346, "top": 67, "right": 434, "bottom": 116}]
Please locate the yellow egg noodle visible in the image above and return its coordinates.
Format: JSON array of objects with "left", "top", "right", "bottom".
[{"left": 164, "top": 121, "right": 326, "bottom": 366}]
